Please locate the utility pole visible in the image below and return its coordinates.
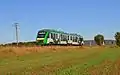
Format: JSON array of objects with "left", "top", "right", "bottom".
[{"left": 14, "top": 23, "right": 19, "bottom": 46}]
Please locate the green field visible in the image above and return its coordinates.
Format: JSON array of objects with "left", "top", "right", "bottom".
[{"left": 0, "top": 47, "right": 120, "bottom": 75}]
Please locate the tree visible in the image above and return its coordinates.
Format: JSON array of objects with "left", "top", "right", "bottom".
[
  {"left": 79, "top": 37, "right": 84, "bottom": 46},
  {"left": 115, "top": 32, "right": 120, "bottom": 46},
  {"left": 94, "top": 34, "right": 104, "bottom": 46}
]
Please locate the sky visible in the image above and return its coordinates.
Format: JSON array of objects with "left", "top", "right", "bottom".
[{"left": 0, "top": 0, "right": 120, "bottom": 43}]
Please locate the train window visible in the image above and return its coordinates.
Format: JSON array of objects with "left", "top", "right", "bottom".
[
  {"left": 71, "top": 36, "right": 73, "bottom": 41},
  {"left": 75, "top": 37, "right": 78, "bottom": 42},
  {"left": 68, "top": 36, "right": 69, "bottom": 40},
  {"left": 51, "top": 33, "right": 55, "bottom": 39},
  {"left": 63, "top": 35, "right": 64, "bottom": 41},
  {"left": 63, "top": 35, "right": 66, "bottom": 41},
  {"left": 53, "top": 33, "right": 54, "bottom": 38},
  {"left": 72, "top": 37, "right": 73, "bottom": 41},
  {"left": 72, "top": 36, "right": 73, "bottom": 41},
  {"left": 54, "top": 33, "right": 55, "bottom": 38},
  {"left": 57, "top": 34, "right": 59, "bottom": 39},
  {"left": 60, "top": 34, "right": 62, "bottom": 40},
  {"left": 55, "top": 34, "right": 57, "bottom": 39},
  {"left": 62, "top": 35, "right": 64, "bottom": 41},
  {"left": 73, "top": 37, "right": 75, "bottom": 42},
  {"left": 51, "top": 33, "right": 53, "bottom": 38},
  {"left": 64, "top": 35, "right": 66, "bottom": 41},
  {"left": 74, "top": 37, "right": 76, "bottom": 42},
  {"left": 74, "top": 37, "right": 75, "bottom": 41},
  {"left": 37, "top": 34, "right": 45, "bottom": 38},
  {"left": 65, "top": 35, "right": 66, "bottom": 40},
  {"left": 54, "top": 33, "right": 55, "bottom": 39},
  {"left": 70, "top": 36, "right": 72, "bottom": 40},
  {"left": 65, "top": 35, "right": 67, "bottom": 39},
  {"left": 63, "top": 35, "right": 65, "bottom": 39},
  {"left": 61, "top": 34, "right": 63, "bottom": 41},
  {"left": 55, "top": 34, "right": 56, "bottom": 39},
  {"left": 56, "top": 34, "right": 58, "bottom": 39},
  {"left": 63, "top": 35, "right": 65, "bottom": 40}
]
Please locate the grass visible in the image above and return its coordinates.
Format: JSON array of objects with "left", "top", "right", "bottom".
[{"left": 0, "top": 46, "right": 120, "bottom": 75}]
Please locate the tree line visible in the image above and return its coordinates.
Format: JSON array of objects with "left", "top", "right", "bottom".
[
  {"left": 0, "top": 41, "right": 37, "bottom": 47},
  {"left": 94, "top": 32, "right": 120, "bottom": 46}
]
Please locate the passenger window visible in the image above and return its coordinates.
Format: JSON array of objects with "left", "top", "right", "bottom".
[
  {"left": 56, "top": 34, "right": 58, "bottom": 39},
  {"left": 51, "top": 33, "right": 53, "bottom": 38},
  {"left": 68, "top": 36, "right": 69, "bottom": 40},
  {"left": 70, "top": 36, "right": 72, "bottom": 40},
  {"left": 75, "top": 37, "right": 78, "bottom": 42}
]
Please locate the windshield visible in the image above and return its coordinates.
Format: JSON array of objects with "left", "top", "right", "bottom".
[{"left": 37, "top": 34, "right": 45, "bottom": 38}]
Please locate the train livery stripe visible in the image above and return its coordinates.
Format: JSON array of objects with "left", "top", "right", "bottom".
[{"left": 44, "top": 32, "right": 49, "bottom": 44}]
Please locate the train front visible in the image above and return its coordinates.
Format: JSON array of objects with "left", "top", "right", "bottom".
[{"left": 36, "top": 30, "right": 48, "bottom": 45}]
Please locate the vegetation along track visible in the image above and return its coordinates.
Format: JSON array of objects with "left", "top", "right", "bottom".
[{"left": 0, "top": 47, "right": 120, "bottom": 75}]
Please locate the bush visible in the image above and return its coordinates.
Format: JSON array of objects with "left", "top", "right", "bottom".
[
  {"left": 94, "top": 34, "right": 104, "bottom": 46},
  {"left": 115, "top": 32, "right": 120, "bottom": 47}
]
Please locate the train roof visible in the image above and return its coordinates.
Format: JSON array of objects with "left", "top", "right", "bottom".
[
  {"left": 39, "top": 29, "right": 65, "bottom": 33},
  {"left": 38, "top": 29, "right": 83, "bottom": 38}
]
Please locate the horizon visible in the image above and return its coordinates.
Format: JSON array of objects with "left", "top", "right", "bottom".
[{"left": 0, "top": 0, "right": 120, "bottom": 44}]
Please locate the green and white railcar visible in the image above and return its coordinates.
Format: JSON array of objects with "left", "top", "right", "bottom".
[{"left": 36, "top": 29, "right": 84, "bottom": 45}]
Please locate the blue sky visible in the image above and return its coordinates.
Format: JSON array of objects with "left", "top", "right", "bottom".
[{"left": 0, "top": 0, "right": 120, "bottom": 43}]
